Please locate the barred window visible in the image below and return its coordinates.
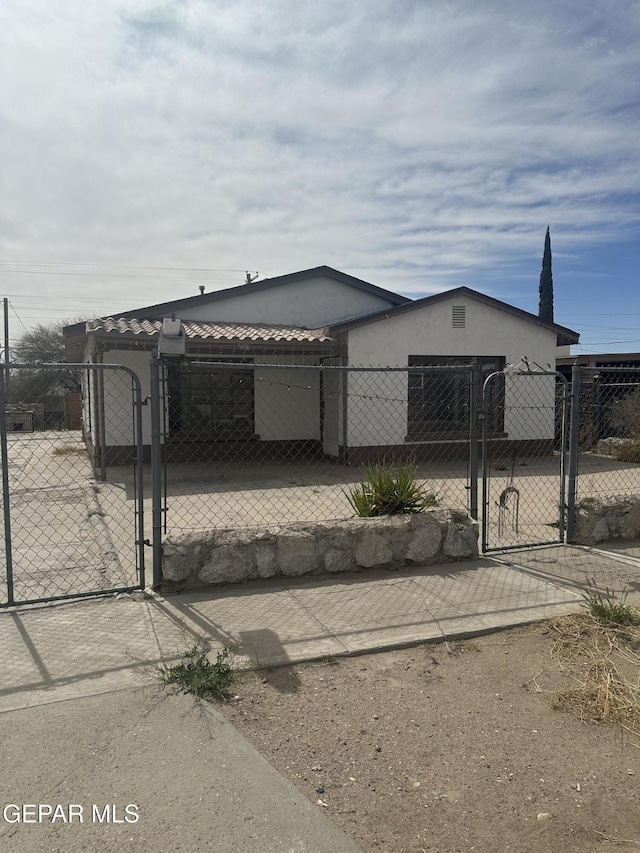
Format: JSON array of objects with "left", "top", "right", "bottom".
[
  {"left": 167, "top": 358, "right": 254, "bottom": 439},
  {"left": 407, "top": 356, "right": 505, "bottom": 438}
]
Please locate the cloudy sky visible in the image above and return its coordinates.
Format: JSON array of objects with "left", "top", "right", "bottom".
[{"left": 2, "top": 0, "right": 639, "bottom": 352}]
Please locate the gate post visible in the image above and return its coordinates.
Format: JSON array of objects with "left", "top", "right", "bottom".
[
  {"left": 468, "top": 363, "right": 479, "bottom": 521},
  {"left": 480, "top": 373, "right": 492, "bottom": 552},
  {"left": 131, "top": 373, "right": 146, "bottom": 589},
  {"left": 566, "top": 365, "right": 581, "bottom": 543},
  {"left": 149, "top": 356, "right": 163, "bottom": 588},
  {"left": 0, "top": 367, "right": 14, "bottom": 605}
]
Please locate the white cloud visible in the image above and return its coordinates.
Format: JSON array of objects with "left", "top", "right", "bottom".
[{"left": 1, "top": 0, "right": 639, "bottom": 321}]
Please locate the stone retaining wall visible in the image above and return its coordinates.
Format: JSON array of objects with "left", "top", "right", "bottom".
[
  {"left": 572, "top": 495, "right": 640, "bottom": 545},
  {"left": 162, "top": 510, "right": 479, "bottom": 588}
]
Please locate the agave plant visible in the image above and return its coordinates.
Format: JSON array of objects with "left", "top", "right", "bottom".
[{"left": 346, "top": 460, "right": 438, "bottom": 517}]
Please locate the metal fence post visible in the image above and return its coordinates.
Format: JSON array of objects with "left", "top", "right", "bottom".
[
  {"left": 468, "top": 363, "right": 479, "bottom": 521},
  {"left": 149, "top": 356, "right": 163, "bottom": 587},
  {"left": 131, "top": 373, "right": 146, "bottom": 589},
  {"left": 566, "top": 365, "right": 581, "bottom": 542},
  {"left": 480, "top": 373, "right": 491, "bottom": 552},
  {"left": 0, "top": 366, "right": 14, "bottom": 605}
]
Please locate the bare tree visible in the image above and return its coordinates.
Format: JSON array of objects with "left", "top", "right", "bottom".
[{"left": 7, "top": 320, "right": 82, "bottom": 406}]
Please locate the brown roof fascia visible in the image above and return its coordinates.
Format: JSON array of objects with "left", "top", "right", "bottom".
[{"left": 329, "top": 286, "right": 580, "bottom": 346}]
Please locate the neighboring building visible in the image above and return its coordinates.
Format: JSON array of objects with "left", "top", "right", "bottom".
[
  {"left": 556, "top": 351, "right": 640, "bottom": 378},
  {"left": 557, "top": 352, "right": 640, "bottom": 446},
  {"left": 63, "top": 265, "right": 579, "bottom": 466}
]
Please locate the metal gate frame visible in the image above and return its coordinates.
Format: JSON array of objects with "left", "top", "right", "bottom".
[
  {"left": 0, "top": 363, "right": 146, "bottom": 607},
  {"left": 481, "top": 367, "right": 569, "bottom": 552}
]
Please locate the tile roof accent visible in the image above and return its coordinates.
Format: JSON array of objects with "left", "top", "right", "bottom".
[{"left": 87, "top": 317, "right": 333, "bottom": 343}]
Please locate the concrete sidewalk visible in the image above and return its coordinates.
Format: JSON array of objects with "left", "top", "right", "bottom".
[
  {"left": 1, "top": 552, "right": 597, "bottom": 714},
  {"left": 1, "top": 543, "right": 639, "bottom": 852}
]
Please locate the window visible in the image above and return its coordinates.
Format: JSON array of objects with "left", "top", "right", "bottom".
[
  {"left": 167, "top": 358, "right": 254, "bottom": 439},
  {"left": 407, "top": 356, "right": 505, "bottom": 438}
]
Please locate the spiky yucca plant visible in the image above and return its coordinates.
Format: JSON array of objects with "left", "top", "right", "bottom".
[{"left": 346, "top": 460, "right": 438, "bottom": 517}]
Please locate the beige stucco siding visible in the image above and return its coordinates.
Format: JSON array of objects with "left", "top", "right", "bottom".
[
  {"left": 101, "top": 349, "right": 152, "bottom": 447},
  {"left": 345, "top": 295, "right": 559, "bottom": 446},
  {"left": 253, "top": 355, "right": 320, "bottom": 441},
  {"left": 175, "top": 276, "right": 395, "bottom": 327},
  {"left": 346, "top": 370, "right": 407, "bottom": 447},
  {"left": 86, "top": 348, "right": 321, "bottom": 448},
  {"left": 346, "top": 295, "right": 557, "bottom": 368}
]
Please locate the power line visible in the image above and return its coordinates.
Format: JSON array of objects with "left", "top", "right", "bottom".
[
  {"left": 0, "top": 293, "right": 152, "bottom": 303},
  {"left": 8, "top": 303, "right": 29, "bottom": 336},
  {"left": 0, "top": 260, "right": 251, "bottom": 273},
  {"left": 0, "top": 269, "right": 244, "bottom": 282}
]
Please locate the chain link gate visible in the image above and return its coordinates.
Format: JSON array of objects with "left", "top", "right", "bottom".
[
  {"left": 0, "top": 363, "right": 145, "bottom": 606},
  {"left": 481, "top": 366, "right": 569, "bottom": 551}
]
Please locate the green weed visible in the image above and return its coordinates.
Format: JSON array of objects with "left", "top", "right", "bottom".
[
  {"left": 157, "top": 644, "right": 235, "bottom": 702},
  {"left": 582, "top": 578, "right": 640, "bottom": 627}
]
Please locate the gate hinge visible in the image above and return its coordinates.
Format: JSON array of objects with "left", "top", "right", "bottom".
[{"left": 138, "top": 539, "right": 152, "bottom": 547}]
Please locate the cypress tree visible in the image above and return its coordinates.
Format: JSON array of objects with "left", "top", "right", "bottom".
[{"left": 538, "top": 225, "right": 554, "bottom": 323}]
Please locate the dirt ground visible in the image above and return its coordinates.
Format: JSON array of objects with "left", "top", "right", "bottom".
[{"left": 220, "top": 622, "right": 640, "bottom": 853}]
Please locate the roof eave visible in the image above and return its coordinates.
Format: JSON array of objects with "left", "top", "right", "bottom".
[
  {"left": 329, "top": 286, "right": 580, "bottom": 345},
  {"left": 110, "top": 265, "right": 410, "bottom": 321}
]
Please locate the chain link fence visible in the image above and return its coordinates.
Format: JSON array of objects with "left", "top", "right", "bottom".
[
  {"left": 156, "top": 361, "right": 479, "bottom": 535},
  {"left": 3, "top": 355, "right": 640, "bottom": 606},
  {"left": 0, "top": 363, "right": 144, "bottom": 606},
  {"left": 571, "top": 366, "right": 640, "bottom": 500}
]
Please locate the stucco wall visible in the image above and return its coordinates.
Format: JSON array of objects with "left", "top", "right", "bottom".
[
  {"left": 345, "top": 295, "right": 559, "bottom": 446},
  {"left": 175, "top": 275, "right": 396, "bottom": 327},
  {"left": 253, "top": 355, "right": 321, "bottom": 441},
  {"left": 101, "top": 349, "right": 152, "bottom": 446},
  {"left": 91, "top": 350, "right": 322, "bottom": 448},
  {"left": 346, "top": 295, "right": 557, "bottom": 367},
  {"left": 347, "top": 370, "right": 407, "bottom": 447}
]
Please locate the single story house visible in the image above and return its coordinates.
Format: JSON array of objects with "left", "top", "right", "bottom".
[{"left": 63, "top": 265, "right": 579, "bottom": 466}]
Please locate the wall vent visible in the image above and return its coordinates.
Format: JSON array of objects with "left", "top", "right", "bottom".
[{"left": 452, "top": 305, "right": 466, "bottom": 328}]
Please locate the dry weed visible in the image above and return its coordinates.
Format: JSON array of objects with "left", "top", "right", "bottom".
[{"left": 547, "top": 612, "right": 640, "bottom": 738}]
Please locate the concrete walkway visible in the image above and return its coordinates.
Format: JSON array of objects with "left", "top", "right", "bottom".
[{"left": 1, "top": 543, "right": 639, "bottom": 852}]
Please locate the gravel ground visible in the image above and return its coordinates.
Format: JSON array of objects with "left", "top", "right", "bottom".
[{"left": 220, "top": 623, "right": 640, "bottom": 853}]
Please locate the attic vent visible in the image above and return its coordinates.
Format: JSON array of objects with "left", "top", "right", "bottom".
[{"left": 452, "top": 305, "right": 466, "bottom": 328}]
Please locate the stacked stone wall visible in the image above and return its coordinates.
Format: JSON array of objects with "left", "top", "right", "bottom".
[
  {"left": 163, "top": 510, "right": 479, "bottom": 588},
  {"left": 572, "top": 495, "right": 640, "bottom": 546}
]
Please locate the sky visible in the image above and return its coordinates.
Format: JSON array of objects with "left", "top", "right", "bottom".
[{"left": 1, "top": 0, "right": 639, "bottom": 354}]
